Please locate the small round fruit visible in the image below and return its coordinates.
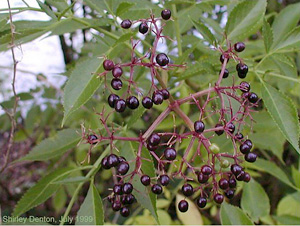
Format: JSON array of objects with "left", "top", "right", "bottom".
[
  {"left": 220, "top": 54, "right": 229, "bottom": 63},
  {"left": 107, "top": 195, "right": 115, "bottom": 203},
  {"left": 108, "top": 94, "right": 119, "bottom": 108},
  {"left": 161, "top": 9, "right": 171, "bottom": 20},
  {"left": 236, "top": 171, "right": 245, "bottom": 181},
  {"left": 160, "top": 89, "right": 170, "bottom": 100},
  {"left": 159, "top": 174, "right": 170, "bottom": 186},
  {"left": 139, "top": 22, "right": 148, "bottom": 34},
  {"left": 117, "top": 162, "right": 130, "bottom": 175},
  {"left": 196, "top": 197, "right": 207, "bottom": 208},
  {"left": 120, "top": 206, "right": 130, "bottom": 217},
  {"left": 121, "top": 19, "right": 132, "bottom": 29},
  {"left": 164, "top": 147, "right": 177, "bottom": 161},
  {"left": 214, "top": 193, "right": 224, "bottom": 204},
  {"left": 201, "top": 165, "right": 212, "bottom": 175},
  {"left": 218, "top": 178, "right": 229, "bottom": 190},
  {"left": 148, "top": 133, "right": 161, "bottom": 146},
  {"left": 248, "top": 92, "right": 259, "bottom": 103},
  {"left": 221, "top": 159, "right": 230, "bottom": 168},
  {"left": 229, "top": 178, "right": 237, "bottom": 188},
  {"left": 240, "top": 143, "right": 251, "bottom": 154},
  {"left": 221, "top": 68, "right": 229, "bottom": 78},
  {"left": 112, "top": 67, "right": 123, "bottom": 78},
  {"left": 103, "top": 59, "right": 114, "bottom": 71},
  {"left": 156, "top": 53, "right": 169, "bottom": 66},
  {"left": 209, "top": 143, "right": 220, "bottom": 154},
  {"left": 244, "top": 172, "right": 251, "bottom": 182},
  {"left": 244, "top": 139, "right": 253, "bottom": 149},
  {"left": 111, "top": 78, "right": 122, "bottom": 90},
  {"left": 146, "top": 143, "right": 158, "bottom": 151},
  {"left": 245, "top": 152, "right": 257, "bottom": 163},
  {"left": 101, "top": 156, "right": 110, "bottom": 169},
  {"left": 236, "top": 63, "right": 248, "bottom": 78},
  {"left": 231, "top": 164, "right": 242, "bottom": 176},
  {"left": 227, "top": 122, "right": 235, "bottom": 134},
  {"left": 112, "top": 201, "right": 121, "bottom": 211},
  {"left": 141, "top": 175, "right": 151, "bottom": 186},
  {"left": 225, "top": 190, "right": 235, "bottom": 199},
  {"left": 197, "top": 173, "right": 209, "bottom": 183},
  {"left": 215, "top": 124, "right": 224, "bottom": 135},
  {"left": 151, "top": 184, "right": 163, "bottom": 195},
  {"left": 126, "top": 96, "right": 139, "bottom": 109},
  {"left": 152, "top": 91, "right": 164, "bottom": 105},
  {"left": 194, "top": 120, "right": 205, "bottom": 133},
  {"left": 178, "top": 200, "right": 189, "bottom": 212},
  {"left": 113, "top": 184, "right": 123, "bottom": 195},
  {"left": 114, "top": 99, "right": 126, "bottom": 112},
  {"left": 234, "top": 42, "right": 245, "bottom": 52},
  {"left": 87, "top": 134, "right": 98, "bottom": 144},
  {"left": 107, "top": 154, "right": 119, "bottom": 167},
  {"left": 182, "top": 184, "right": 194, "bottom": 197},
  {"left": 142, "top": 97, "right": 153, "bottom": 109},
  {"left": 125, "top": 194, "right": 135, "bottom": 205},
  {"left": 122, "top": 183, "right": 133, "bottom": 194},
  {"left": 240, "top": 81, "right": 250, "bottom": 93},
  {"left": 235, "top": 133, "right": 244, "bottom": 140},
  {"left": 118, "top": 156, "right": 126, "bottom": 163}
]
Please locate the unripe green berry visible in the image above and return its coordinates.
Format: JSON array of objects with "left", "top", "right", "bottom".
[
  {"left": 209, "top": 143, "right": 220, "bottom": 154},
  {"left": 221, "top": 159, "right": 230, "bottom": 168}
]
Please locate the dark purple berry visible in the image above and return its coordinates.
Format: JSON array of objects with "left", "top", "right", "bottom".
[
  {"left": 235, "top": 133, "right": 244, "bottom": 140},
  {"left": 194, "top": 120, "right": 205, "bottom": 133},
  {"left": 229, "top": 178, "right": 237, "bottom": 188},
  {"left": 114, "top": 99, "right": 126, "bottom": 112},
  {"left": 141, "top": 175, "right": 151, "bottom": 186},
  {"left": 126, "top": 96, "right": 139, "bottom": 109},
  {"left": 111, "top": 78, "right": 122, "bottom": 90},
  {"left": 225, "top": 190, "right": 235, "bottom": 199},
  {"left": 120, "top": 207, "right": 130, "bottom": 217},
  {"left": 148, "top": 133, "right": 161, "bottom": 146},
  {"left": 178, "top": 200, "right": 189, "bottom": 212},
  {"left": 220, "top": 68, "right": 229, "bottom": 78},
  {"left": 196, "top": 197, "right": 207, "bottom": 208},
  {"left": 161, "top": 9, "right": 171, "bottom": 20},
  {"left": 159, "top": 174, "right": 170, "bottom": 186},
  {"left": 147, "top": 143, "right": 158, "bottom": 151},
  {"left": 112, "top": 201, "right": 121, "bottom": 211},
  {"left": 151, "top": 184, "right": 163, "bottom": 195},
  {"left": 108, "top": 94, "right": 119, "bottom": 108},
  {"left": 236, "top": 171, "right": 245, "bottom": 181},
  {"left": 220, "top": 54, "right": 229, "bottom": 63},
  {"left": 113, "top": 184, "right": 123, "bottom": 195},
  {"left": 108, "top": 195, "right": 115, "bottom": 203},
  {"left": 242, "top": 92, "right": 250, "bottom": 99},
  {"left": 87, "top": 134, "right": 98, "bottom": 144},
  {"left": 117, "top": 162, "right": 130, "bottom": 175},
  {"left": 240, "top": 81, "right": 250, "bottom": 93},
  {"left": 152, "top": 91, "right": 164, "bottom": 105},
  {"left": 234, "top": 42, "right": 245, "bottom": 52},
  {"left": 107, "top": 154, "right": 119, "bottom": 167},
  {"left": 244, "top": 139, "right": 253, "bottom": 149},
  {"left": 244, "top": 172, "right": 251, "bottom": 182},
  {"left": 181, "top": 184, "right": 194, "bottom": 197},
  {"left": 248, "top": 92, "right": 258, "bottom": 103},
  {"left": 142, "top": 97, "right": 153, "bottom": 109},
  {"left": 215, "top": 124, "right": 224, "bottom": 135},
  {"left": 125, "top": 194, "right": 135, "bottom": 205},
  {"left": 197, "top": 173, "right": 209, "bottom": 183},
  {"left": 214, "top": 193, "right": 224, "bottom": 204},
  {"left": 156, "top": 53, "right": 169, "bottom": 66},
  {"left": 101, "top": 156, "right": 110, "bottom": 169},
  {"left": 231, "top": 164, "right": 242, "bottom": 176},
  {"left": 164, "top": 147, "right": 177, "bottom": 161},
  {"left": 121, "top": 19, "right": 132, "bottom": 29},
  {"left": 103, "top": 59, "right": 114, "bottom": 71},
  {"left": 122, "top": 183, "right": 133, "bottom": 194},
  {"left": 160, "top": 89, "right": 170, "bottom": 100},
  {"left": 240, "top": 143, "right": 251, "bottom": 154},
  {"left": 139, "top": 22, "right": 148, "bottom": 34},
  {"left": 236, "top": 63, "right": 248, "bottom": 78},
  {"left": 218, "top": 178, "right": 229, "bottom": 190},
  {"left": 112, "top": 67, "right": 123, "bottom": 78},
  {"left": 227, "top": 122, "right": 235, "bottom": 134},
  {"left": 245, "top": 152, "right": 257, "bottom": 163},
  {"left": 201, "top": 165, "right": 212, "bottom": 175},
  {"left": 118, "top": 156, "right": 126, "bottom": 163}
]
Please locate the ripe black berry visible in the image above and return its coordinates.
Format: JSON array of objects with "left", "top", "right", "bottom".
[
  {"left": 235, "top": 133, "right": 244, "bottom": 140},
  {"left": 142, "top": 97, "right": 153, "bottom": 109},
  {"left": 194, "top": 120, "right": 205, "bottom": 133},
  {"left": 227, "top": 122, "right": 235, "bottom": 134},
  {"left": 215, "top": 124, "right": 224, "bottom": 135},
  {"left": 156, "top": 53, "right": 169, "bottom": 66},
  {"left": 220, "top": 54, "right": 229, "bottom": 63},
  {"left": 178, "top": 200, "right": 189, "bottom": 212},
  {"left": 147, "top": 143, "right": 158, "bottom": 151},
  {"left": 221, "top": 68, "right": 229, "bottom": 78},
  {"left": 244, "top": 172, "right": 251, "bottom": 182},
  {"left": 236, "top": 171, "right": 245, "bottom": 181},
  {"left": 229, "top": 178, "right": 237, "bottom": 188},
  {"left": 118, "top": 156, "right": 126, "bottom": 163},
  {"left": 225, "top": 190, "right": 235, "bottom": 199},
  {"left": 151, "top": 184, "right": 163, "bottom": 195},
  {"left": 197, "top": 173, "right": 209, "bottom": 183},
  {"left": 107, "top": 195, "right": 115, "bottom": 203},
  {"left": 160, "top": 89, "right": 170, "bottom": 100},
  {"left": 111, "top": 78, "right": 122, "bottom": 90},
  {"left": 245, "top": 152, "right": 257, "bottom": 163},
  {"left": 114, "top": 99, "right": 126, "bottom": 112},
  {"left": 141, "top": 175, "right": 151, "bottom": 186},
  {"left": 181, "top": 184, "right": 194, "bottom": 197},
  {"left": 125, "top": 194, "right": 135, "bottom": 204},
  {"left": 231, "top": 164, "right": 242, "bottom": 176},
  {"left": 152, "top": 91, "right": 164, "bottom": 105},
  {"left": 244, "top": 139, "right": 253, "bottom": 149},
  {"left": 108, "top": 94, "right": 119, "bottom": 108},
  {"left": 240, "top": 143, "right": 251, "bottom": 154},
  {"left": 112, "top": 201, "right": 121, "bottom": 211},
  {"left": 139, "top": 22, "right": 148, "bottom": 34},
  {"left": 101, "top": 156, "right": 110, "bottom": 169},
  {"left": 236, "top": 63, "right": 248, "bottom": 78},
  {"left": 248, "top": 92, "right": 258, "bottom": 103},
  {"left": 218, "top": 178, "right": 229, "bottom": 190},
  {"left": 214, "top": 193, "right": 224, "bottom": 204},
  {"left": 196, "top": 197, "right": 207, "bottom": 208},
  {"left": 234, "top": 42, "right": 245, "bottom": 52},
  {"left": 159, "top": 175, "right": 170, "bottom": 186},
  {"left": 240, "top": 81, "right": 250, "bottom": 93},
  {"left": 121, "top": 19, "right": 132, "bottom": 29},
  {"left": 201, "top": 165, "right": 212, "bottom": 175},
  {"left": 107, "top": 154, "right": 119, "bottom": 167},
  {"left": 117, "top": 162, "right": 130, "bottom": 175},
  {"left": 126, "top": 96, "right": 139, "bottom": 109},
  {"left": 120, "top": 206, "right": 130, "bottom": 217},
  {"left": 164, "top": 147, "right": 177, "bottom": 161},
  {"left": 122, "top": 183, "right": 133, "bottom": 194},
  {"left": 113, "top": 184, "right": 123, "bottom": 195},
  {"left": 87, "top": 134, "right": 98, "bottom": 144},
  {"left": 103, "top": 59, "right": 114, "bottom": 71},
  {"left": 161, "top": 9, "right": 171, "bottom": 20},
  {"left": 112, "top": 67, "right": 123, "bottom": 78},
  {"left": 148, "top": 133, "right": 161, "bottom": 146}
]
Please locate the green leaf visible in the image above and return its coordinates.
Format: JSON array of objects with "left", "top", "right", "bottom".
[
  {"left": 52, "top": 187, "right": 67, "bottom": 214},
  {"left": 277, "top": 192, "right": 300, "bottom": 217},
  {"left": 261, "top": 82, "right": 300, "bottom": 154},
  {"left": 13, "top": 168, "right": 73, "bottom": 217},
  {"left": 225, "top": 0, "right": 267, "bottom": 42},
  {"left": 75, "top": 183, "right": 104, "bottom": 225},
  {"left": 273, "top": 215, "right": 300, "bottom": 225},
  {"left": 16, "top": 129, "right": 81, "bottom": 162},
  {"left": 241, "top": 179, "right": 270, "bottom": 222},
  {"left": 271, "top": 2, "right": 300, "bottom": 48},
  {"left": 291, "top": 167, "right": 300, "bottom": 189},
  {"left": 191, "top": 18, "right": 216, "bottom": 45},
  {"left": 52, "top": 176, "right": 90, "bottom": 184},
  {"left": 262, "top": 19, "right": 273, "bottom": 53},
  {"left": 220, "top": 202, "right": 254, "bottom": 225},
  {"left": 273, "top": 26, "right": 300, "bottom": 51},
  {"left": 63, "top": 58, "right": 103, "bottom": 125},
  {"left": 37, "top": 0, "right": 57, "bottom": 20},
  {"left": 116, "top": 2, "right": 135, "bottom": 16}
]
